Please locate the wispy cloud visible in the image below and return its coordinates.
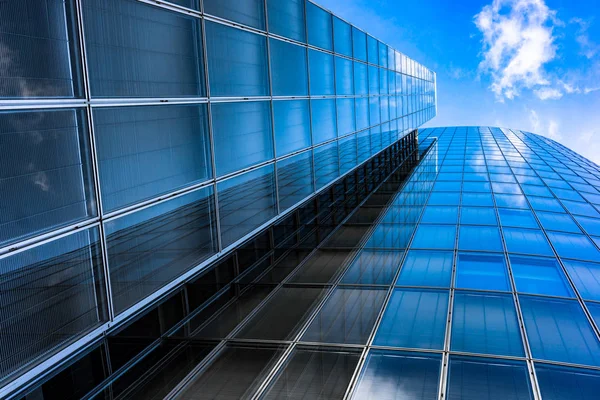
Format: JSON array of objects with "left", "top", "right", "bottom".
[
  {"left": 474, "top": 0, "right": 559, "bottom": 101},
  {"left": 571, "top": 17, "right": 600, "bottom": 59},
  {"left": 534, "top": 87, "right": 562, "bottom": 100}
]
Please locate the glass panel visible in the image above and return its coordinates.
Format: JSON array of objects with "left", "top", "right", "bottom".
[
  {"left": 536, "top": 364, "right": 600, "bottom": 400},
  {"left": 302, "top": 287, "right": 387, "bottom": 344},
  {"left": 374, "top": 289, "right": 448, "bottom": 350},
  {"left": 354, "top": 61, "right": 369, "bottom": 96},
  {"left": 333, "top": 17, "right": 352, "bottom": 57},
  {"left": 352, "top": 27, "right": 367, "bottom": 62},
  {"left": 306, "top": 2, "right": 333, "bottom": 51},
  {"left": 94, "top": 104, "right": 211, "bottom": 212},
  {"left": 576, "top": 216, "right": 600, "bottom": 236},
  {"left": 106, "top": 187, "right": 216, "bottom": 313},
  {"left": 337, "top": 98, "right": 356, "bottom": 136},
  {"left": 459, "top": 226, "right": 503, "bottom": 252},
  {"left": 311, "top": 99, "right": 337, "bottom": 145},
  {"left": 367, "top": 35, "right": 378, "bottom": 65},
  {"left": 84, "top": 0, "right": 205, "bottom": 97},
  {"left": 456, "top": 253, "right": 510, "bottom": 291},
  {"left": 277, "top": 150, "right": 313, "bottom": 211},
  {"left": 270, "top": 39, "right": 308, "bottom": 96},
  {"left": 314, "top": 142, "right": 339, "bottom": 189},
  {"left": 352, "top": 351, "right": 441, "bottom": 400},
  {"left": 0, "top": 228, "right": 107, "bottom": 380},
  {"left": 460, "top": 207, "right": 497, "bottom": 225},
  {"left": 368, "top": 66, "right": 379, "bottom": 95},
  {"left": 446, "top": 357, "right": 533, "bottom": 400},
  {"left": 218, "top": 165, "right": 277, "bottom": 247},
  {"left": 290, "top": 249, "right": 352, "bottom": 284},
  {"left": 177, "top": 344, "right": 284, "bottom": 400},
  {"left": 547, "top": 231, "right": 600, "bottom": 262},
  {"left": 498, "top": 208, "right": 538, "bottom": 228},
  {"left": 335, "top": 57, "right": 354, "bottom": 96},
  {"left": 378, "top": 42, "right": 388, "bottom": 67},
  {"left": 563, "top": 260, "right": 600, "bottom": 301},
  {"left": 211, "top": 101, "right": 273, "bottom": 177},
  {"left": 451, "top": 292, "right": 523, "bottom": 356},
  {"left": 267, "top": 0, "right": 306, "bottom": 42},
  {"left": 262, "top": 347, "right": 361, "bottom": 400},
  {"left": 309, "top": 50, "right": 335, "bottom": 96},
  {"left": 503, "top": 228, "right": 554, "bottom": 256},
  {"left": 510, "top": 256, "right": 574, "bottom": 297},
  {"left": 0, "top": 0, "right": 81, "bottom": 98},
  {"left": 273, "top": 100, "right": 311, "bottom": 157},
  {"left": 342, "top": 250, "right": 404, "bottom": 285},
  {"left": 206, "top": 22, "right": 269, "bottom": 97},
  {"left": 536, "top": 211, "right": 581, "bottom": 233},
  {"left": 0, "top": 109, "right": 95, "bottom": 247},
  {"left": 339, "top": 134, "right": 358, "bottom": 174},
  {"left": 369, "top": 97, "right": 381, "bottom": 126},
  {"left": 204, "top": 0, "right": 265, "bottom": 30},
  {"left": 397, "top": 250, "right": 453, "bottom": 288},
  {"left": 411, "top": 225, "right": 456, "bottom": 250},
  {"left": 520, "top": 296, "right": 600, "bottom": 366},
  {"left": 355, "top": 97, "right": 370, "bottom": 130}
]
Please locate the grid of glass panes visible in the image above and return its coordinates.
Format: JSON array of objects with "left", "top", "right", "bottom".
[
  {"left": 0, "top": 0, "right": 436, "bottom": 392},
  {"left": 365, "top": 125, "right": 600, "bottom": 399}
]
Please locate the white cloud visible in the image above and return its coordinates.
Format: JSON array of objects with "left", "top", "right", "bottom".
[
  {"left": 534, "top": 87, "right": 563, "bottom": 100},
  {"left": 528, "top": 109, "right": 561, "bottom": 140},
  {"left": 474, "top": 0, "right": 559, "bottom": 101},
  {"left": 571, "top": 18, "right": 600, "bottom": 59},
  {"left": 547, "top": 119, "right": 561, "bottom": 140},
  {"left": 529, "top": 109, "right": 541, "bottom": 131}
]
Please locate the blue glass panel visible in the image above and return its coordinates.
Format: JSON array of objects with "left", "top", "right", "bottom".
[
  {"left": 564, "top": 260, "right": 600, "bottom": 301},
  {"left": 510, "top": 256, "right": 574, "bottom": 297},
  {"left": 367, "top": 35, "right": 378, "bottom": 65},
  {"left": 520, "top": 296, "right": 600, "bottom": 366},
  {"left": 267, "top": 0, "right": 306, "bottom": 42},
  {"left": 342, "top": 250, "right": 404, "bottom": 285},
  {"left": 456, "top": 253, "right": 510, "bottom": 291},
  {"left": 0, "top": 0, "right": 81, "bottom": 98},
  {"left": 503, "top": 228, "right": 553, "bottom": 256},
  {"left": 380, "top": 97, "right": 390, "bottom": 122},
  {"left": 204, "top": 0, "right": 265, "bottom": 29},
  {"left": 428, "top": 192, "right": 461, "bottom": 206},
  {"left": 588, "top": 302, "right": 600, "bottom": 328},
  {"left": 354, "top": 62, "right": 369, "bottom": 95},
  {"left": 352, "top": 28, "right": 367, "bottom": 62},
  {"left": 380, "top": 68, "right": 389, "bottom": 95},
  {"left": 336, "top": 98, "right": 356, "bottom": 136},
  {"left": 277, "top": 150, "right": 313, "bottom": 211},
  {"left": 527, "top": 196, "right": 564, "bottom": 212},
  {"left": 421, "top": 206, "right": 458, "bottom": 224},
  {"left": 494, "top": 194, "right": 529, "bottom": 209},
  {"left": 106, "top": 187, "right": 216, "bottom": 313},
  {"left": 302, "top": 287, "right": 387, "bottom": 344},
  {"left": 353, "top": 351, "right": 441, "bottom": 400},
  {"left": 411, "top": 225, "right": 456, "bottom": 250},
  {"left": 547, "top": 231, "right": 600, "bottom": 262},
  {"left": 335, "top": 57, "right": 354, "bottom": 96},
  {"left": 460, "top": 207, "right": 497, "bottom": 225},
  {"left": 306, "top": 3, "right": 332, "bottom": 51},
  {"left": 314, "top": 142, "right": 339, "bottom": 189},
  {"left": 368, "top": 66, "right": 380, "bottom": 95},
  {"left": 311, "top": 99, "right": 337, "bottom": 145},
  {"left": 84, "top": 0, "right": 205, "bottom": 97},
  {"left": 339, "top": 134, "right": 357, "bottom": 174},
  {"left": 447, "top": 357, "right": 533, "bottom": 400},
  {"left": 462, "top": 182, "right": 491, "bottom": 192},
  {"left": 95, "top": 104, "right": 211, "bottom": 212},
  {"left": 521, "top": 184, "right": 553, "bottom": 197},
  {"left": 562, "top": 200, "right": 600, "bottom": 218},
  {"left": 333, "top": 17, "right": 352, "bottom": 57},
  {"left": 536, "top": 364, "right": 600, "bottom": 400},
  {"left": 461, "top": 193, "right": 494, "bottom": 207},
  {"left": 0, "top": 109, "right": 95, "bottom": 246},
  {"left": 498, "top": 208, "right": 538, "bottom": 228},
  {"left": 576, "top": 216, "right": 600, "bottom": 236},
  {"left": 536, "top": 211, "right": 581, "bottom": 233},
  {"left": 355, "top": 98, "right": 370, "bottom": 131},
  {"left": 433, "top": 181, "right": 461, "bottom": 192},
  {"left": 218, "top": 164, "right": 277, "bottom": 247},
  {"left": 374, "top": 289, "right": 448, "bottom": 350},
  {"left": 273, "top": 100, "right": 311, "bottom": 157},
  {"left": 308, "top": 50, "right": 335, "bottom": 96},
  {"left": 211, "top": 101, "right": 273, "bottom": 176},
  {"left": 357, "top": 129, "right": 371, "bottom": 162},
  {"left": 378, "top": 42, "right": 388, "bottom": 67},
  {"left": 459, "top": 226, "right": 503, "bottom": 252},
  {"left": 451, "top": 292, "right": 523, "bottom": 356},
  {"left": 206, "top": 22, "right": 269, "bottom": 97},
  {"left": 270, "top": 39, "right": 308, "bottom": 96},
  {"left": 397, "top": 250, "right": 453, "bottom": 287}
]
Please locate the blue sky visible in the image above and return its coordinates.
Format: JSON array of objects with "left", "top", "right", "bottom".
[{"left": 317, "top": 0, "right": 600, "bottom": 164}]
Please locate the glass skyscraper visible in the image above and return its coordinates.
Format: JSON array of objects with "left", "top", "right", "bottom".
[{"left": 3, "top": 1, "right": 600, "bottom": 400}]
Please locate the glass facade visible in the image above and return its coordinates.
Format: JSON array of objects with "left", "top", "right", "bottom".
[{"left": 0, "top": 0, "right": 435, "bottom": 395}]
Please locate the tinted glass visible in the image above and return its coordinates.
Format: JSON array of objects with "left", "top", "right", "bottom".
[
  {"left": 273, "top": 100, "right": 311, "bottom": 157},
  {"left": 267, "top": 0, "right": 306, "bottom": 42},
  {"left": 306, "top": 3, "right": 333, "bottom": 51},
  {"left": 270, "top": 39, "right": 308, "bottom": 96},
  {"left": 204, "top": 0, "right": 265, "bottom": 30},
  {"left": 309, "top": 50, "right": 335, "bottom": 96}
]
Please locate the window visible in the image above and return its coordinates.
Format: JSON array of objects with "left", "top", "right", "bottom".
[
  {"left": 503, "top": 228, "right": 553, "bottom": 256},
  {"left": 333, "top": 17, "right": 352, "bottom": 57},
  {"left": 498, "top": 208, "right": 538, "bottom": 228},
  {"left": 277, "top": 150, "right": 313, "bottom": 211},
  {"left": 352, "top": 27, "right": 367, "bottom": 62},
  {"left": 397, "top": 251, "right": 453, "bottom": 287},
  {"left": 94, "top": 104, "right": 212, "bottom": 212},
  {"left": 306, "top": 3, "right": 333, "bottom": 50},
  {"left": 510, "top": 256, "right": 574, "bottom": 297},
  {"left": 311, "top": 99, "right": 337, "bottom": 145},
  {"left": 270, "top": 39, "right": 308, "bottom": 96},
  {"left": 342, "top": 250, "right": 404, "bottom": 285},
  {"left": 339, "top": 134, "right": 358, "bottom": 174},
  {"left": 547, "top": 231, "right": 600, "bottom": 262},
  {"left": 266, "top": 0, "right": 306, "bottom": 42},
  {"left": 536, "top": 364, "right": 600, "bottom": 400},
  {"left": 211, "top": 101, "right": 273, "bottom": 176},
  {"left": 368, "top": 66, "right": 380, "bottom": 95},
  {"left": 355, "top": 98, "right": 370, "bottom": 130},
  {"left": 336, "top": 98, "right": 356, "bottom": 136},
  {"left": 84, "top": 0, "right": 205, "bottom": 97},
  {"left": 460, "top": 207, "right": 497, "bottom": 225},
  {"left": 369, "top": 97, "right": 381, "bottom": 126},
  {"left": 536, "top": 211, "right": 581, "bottom": 233},
  {"left": 456, "top": 253, "right": 510, "bottom": 291},
  {"left": 309, "top": 50, "right": 335, "bottom": 96},
  {"left": 563, "top": 260, "right": 600, "bottom": 301},
  {"left": 273, "top": 100, "right": 311, "bottom": 157},
  {"left": 204, "top": 0, "right": 265, "bottom": 30},
  {"left": 335, "top": 57, "right": 354, "bottom": 96},
  {"left": 412, "top": 225, "right": 456, "bottom": 250},
  {"left": 421, "top": 206, "right": 459, "bottom": 224},
  {"left": 314, "top": 142, "right": 339, "bottom": 189},
  {"left": 575, "top": 216, "right": 600, "bottom": 236},
  {"left": 459, "top": 226, "right": 503, "bottom": 252},
  {"left": 354, "top": 62, "right": 369, "bottom": 95}
]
